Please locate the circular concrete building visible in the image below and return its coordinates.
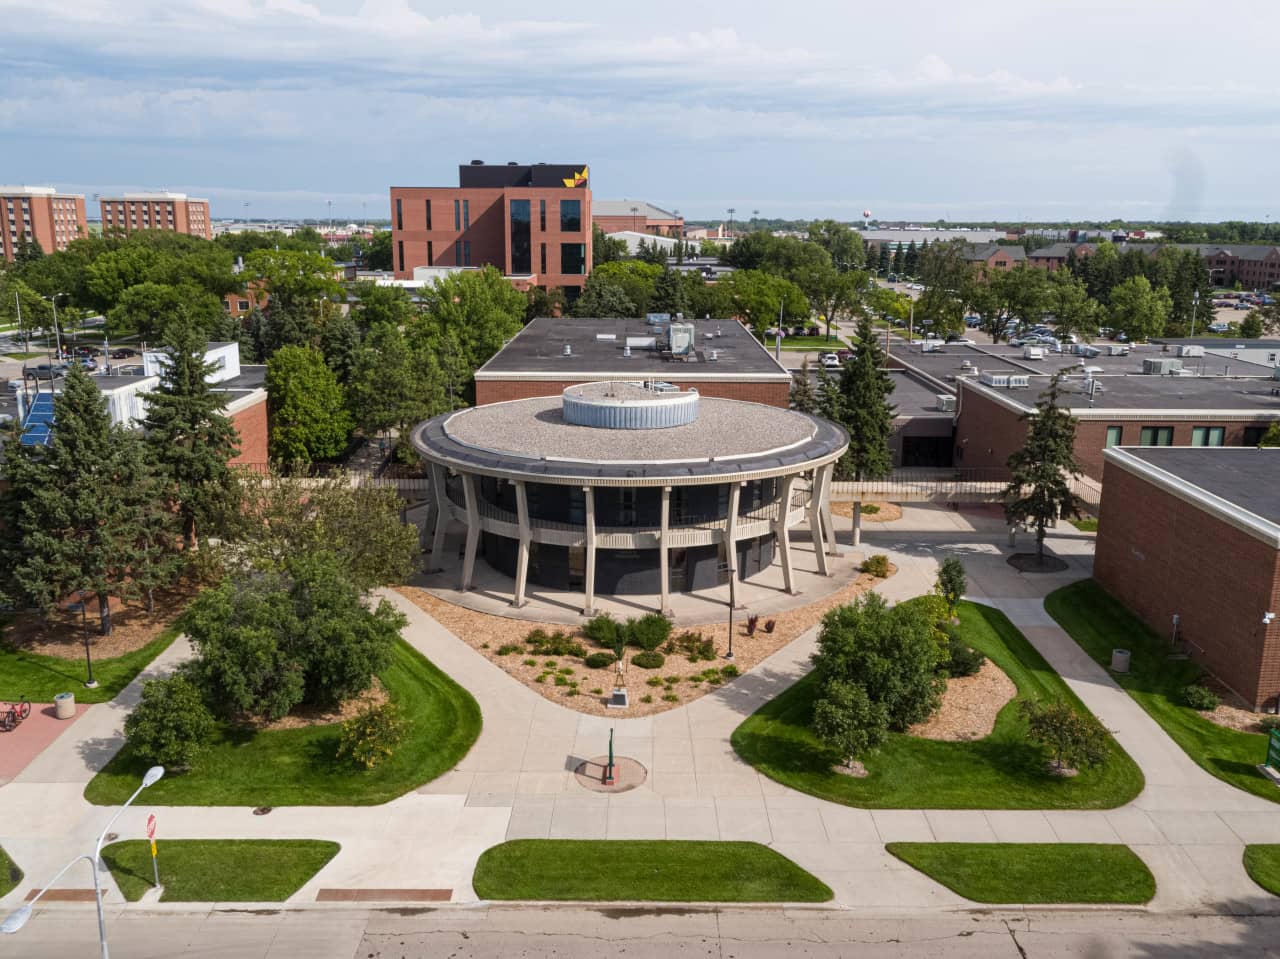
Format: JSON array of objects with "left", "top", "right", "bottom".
[{"left": 413, "top": 382, "right": 849, "bottom": 613}]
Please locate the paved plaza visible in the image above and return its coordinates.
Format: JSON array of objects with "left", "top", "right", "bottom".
[{"left": 5, "top": 504, "right": 1280, "bottom": 935}]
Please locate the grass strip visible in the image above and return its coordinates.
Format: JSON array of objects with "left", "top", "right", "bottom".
[
  {"left": 0, "top": 623, "right": 180, "bottom": 704},
  {"left": 101, "top": 839, "right": 338, "bottom": 902}
]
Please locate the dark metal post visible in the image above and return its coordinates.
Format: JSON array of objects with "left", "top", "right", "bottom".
[
  {"left": 603, "top": 727, "right": 615, "bottom": 785},
  {"left": 79, "top": 593, "right": 97, "bottom": 689}
]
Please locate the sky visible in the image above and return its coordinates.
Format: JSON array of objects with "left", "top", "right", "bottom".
[{"left": 3, "top": 0, "right": 1279, "bottom": 223}]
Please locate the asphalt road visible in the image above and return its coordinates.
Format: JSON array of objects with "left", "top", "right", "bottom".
[{"left": 8, "top": 906, "right": 1280, "bottom": 958}]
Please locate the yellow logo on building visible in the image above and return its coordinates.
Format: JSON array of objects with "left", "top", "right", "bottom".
[{"left": 562, "top": 166, "right": 589, "bottom": 188}]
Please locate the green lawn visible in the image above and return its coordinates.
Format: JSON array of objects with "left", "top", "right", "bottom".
[
  {"left": 0, "top": 622, "right": 180, "bottom": 704},
  {"left": 472, "top": 841, "right": 832, "bottom": 902},
  {"left": 101, "top": 840, "right": 338, "bottom": 902},
  {"left": 730, "top": 601, "right": 1143, "bottom": 809},
  {"left": 0, "top": 845, "right": 22, "bottom": 898},
  {"left": 886, "top": 843, "right": 1155, "bottom": 904},
  {"left": 778, "top": 335, "right": 844, "bottom": 351},
  {"left": 85, "top": 638, "right": 481, "bottom": 806},
  {"left": 1046, "top": 580, "right": 1277, "bottom": 804},
  {"left": 4, "top": 352, "right": 45, "bottom": 360},
  {"left": 1244, "top": 846, "right": 1280, "bottom": 895},
  {"left": 1069, "top": 518, "right": 1099, "bottom": 533}
]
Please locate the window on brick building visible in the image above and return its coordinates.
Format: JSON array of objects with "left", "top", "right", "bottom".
[
  {"left": 427, "top": 241, "right": 434, "bottom": 266},
  {"left": 1105, "top": 426, "right": 1123, "bottom": 447},
  {"left": 561, "top": 242, "right": 586, "bottom": 275},
  {"left": 540, "top": 243, "right": 547, "bottom": 275},
  {"left": 1139, "top": 426, "right": 1174, "bottom": 446},
  {"left": 463, "top": 240, "right": 472, "bottom": 267},
  {"left": 425, "top": 199, "right": 432, "bottom": 230},
  {"left": 395, "top": 198, "right": 402, "bottom": 230},
  {"left": 560, "top": 199, "right": 581, "bottom": 233},
  {"left": 1192, "top": 426, "right": 1225, "bottom": 447},
  {"left": 397, "top": 240, "right": 404, "bottom": 272},
  {"left": 1244, "top": 426, "right": 1269, "bottom": 446},
  {"left": 463, "top": 199, "right": 470, "bottom": 230},
  {"left": 454, "top": 199, "right": 460, "bottom": 231},
  {"left": 539, "top": 199, "right": 546, "bottom": 232}
]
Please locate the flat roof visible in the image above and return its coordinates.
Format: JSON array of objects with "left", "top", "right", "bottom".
[
  {"left": 889, "top": 341, "right": 1165, "bottom": 389},
  {"left": 475, "top": 317, "right": 791, "bottom": 381},
  {"left": 1106, "top": 447, "right": 1280, "bottom": 546},
  {"left": 215, "top": 365, "right": 266, "bottom": 391},
  {"left": 962, "top": 371, "right": 1280, "bottom": 415}
]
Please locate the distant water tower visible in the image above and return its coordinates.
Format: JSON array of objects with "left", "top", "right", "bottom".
[{"left": 863, "top": 209, "right": 872, "bottom": 228}]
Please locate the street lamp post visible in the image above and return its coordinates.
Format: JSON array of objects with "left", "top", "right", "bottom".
[
  {"left": 727, "top": 208, "right": 735, "bottom": 236},
  {"left": 2, "top": 767, "right": 164, "bottom": 959},
  {"left": 68, "top": 591, "right": 97, "bottom": 688},
  {"left": 1190, "top": 289, "right": 1200, "bottom": 338},
  {"left": 43, "top": 292, "right": 66, "bottom": 362}
]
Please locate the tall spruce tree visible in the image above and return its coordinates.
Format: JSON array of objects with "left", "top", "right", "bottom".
[
  {"left": 141, "top": 322, "right": 241, "bottom": 548},
  {"left": 833, "top": 317, "right": 895, "bottom": 480},
  {"left": 1003, "top": 375, "right": 1082, "bottom": 563},
  {"left": 1, "top": 367, "right": 165, "bottom": 634},
  {"left": 790, "top": 359, "right": 818, "bottom": 414}
]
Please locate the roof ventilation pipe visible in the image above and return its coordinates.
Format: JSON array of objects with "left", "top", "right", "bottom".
[{"left": 563, "top": 343, "right": 572, "bottom": 356}]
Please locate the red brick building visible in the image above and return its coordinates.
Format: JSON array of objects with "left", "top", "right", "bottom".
[
  {"left": 0, "top": 186, "right": 87, "bottom": 260},
  {"left": 963, "top": 243, "right": 1026, "bottom": 274},
  {"left": 473, "top": 316, "right": 793, "bottom": 408},
  {"left": 1095, "top": 447, "right": 1280, "bottom": 710},
  {"left": 99, "top": 192, "right": 211, "bottom": 240},
  {"left": 592, "top": 200, "right": 683, "bottom": 238},
  {"left": 389, "top": 162, "right": 592, "bottom": 300}
]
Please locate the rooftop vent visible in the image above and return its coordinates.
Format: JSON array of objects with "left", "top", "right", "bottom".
[
  {"left": 470, "top": 159, "right": 484, "bottom": 165},
  {"left": 708, "top": 349, "right": 719, "bottom": 362},
  {"left": 623, "top": 345, "right": 632, "bottom": 358},
  {"left": 1143, "top": 357, "right": 1182, "bottom": 375},
  {"left": 1008, "top": 374, "right": 1030, "bottom": 388},
  {"left": 937, "top": 394, "right": 956, "bottom": 412},
  {"left": 1177, "top": 344, "right": 1205, "bottom": 358},
  {"left": 563, "top": 343, "right": 573, "bottom": 356},
  {"left": 980, "top": 371, "right": 1010, "bottom": 387}
]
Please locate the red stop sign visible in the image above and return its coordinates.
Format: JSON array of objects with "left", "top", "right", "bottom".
[{"left": 146, "top": 814, "right": 156, "bottom": 840}]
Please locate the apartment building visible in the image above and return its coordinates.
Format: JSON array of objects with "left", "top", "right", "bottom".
[
  {"left": 99, "top": 192, "right": 212, "bottom": 240},
  {"left": 0, "top": 186, "right": 87, "bottom": 260}
]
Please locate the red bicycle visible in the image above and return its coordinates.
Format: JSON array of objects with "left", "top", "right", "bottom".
[{"left": 0, "top": 696, "right": 31, "bottom": 732}]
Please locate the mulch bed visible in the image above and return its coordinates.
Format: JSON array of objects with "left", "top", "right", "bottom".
[
  {"left": 831, "top": 501, "right": 903, "bottom": 523},
  {"left": 1, "top": 585, "right": 195, "bottom": 660},
  {"left": 396, "top": 564, "right": 892, "bottom": 717},
  {"left": 908, "top": 658, "right": 1016, "bottom": 742}
]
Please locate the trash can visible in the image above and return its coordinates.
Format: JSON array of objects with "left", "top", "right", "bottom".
[
  {"left": 54, "top": 692, "right": 75, "bottom": 719},
  {"left": 1111, "top": 649, "right": 1131, "bottom": 674}
]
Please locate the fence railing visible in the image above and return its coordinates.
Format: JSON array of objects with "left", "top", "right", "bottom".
[{"left": 832, "top": 468, "right": 1102, "bottom": 514}]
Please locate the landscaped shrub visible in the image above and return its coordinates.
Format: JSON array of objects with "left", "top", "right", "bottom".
[
  {"left": 813, "top": 679, "right": 890, "bottom": 768},
  {"left": 667, "top": 631, "right": 716, "bottom": 662},
  {"left": 524, "top": 628, "right": 550, "bottom": 648},
  {"left": 640, "top": 695, "right": 653, "bottom": 704},
  {"left": 496, "top": 644, "right": 522, "bottom": 656},
  {"left": 1019, "top": 700, "right": 1108, "bottom": 772},
  {"left": 860, "top": 554, "right": 890, "bottom": 578},
  {"left": 935, "top": 558, "right": 966, "bottom": 618},
  {"left": 526, "top": 631, "right": 586, "bottom": 658},
  {"left": 763, "top": 619, "right": 776, "bottom": 634},
  {"left": 631, "top": 651, "right": 666, "bottom": 670},
  {"left": 554, "top": 674, "right": 569, "bottom": 686},
  {"left": 946, "top": 637, "right": 986, "bottom": 678},
  {"left": 722, "top": 663, "right": 741, "bottom": 679},
  {"left": 584, "top": 652, "right": 616, "bottom": 670},
  {"left": 1259, "top": 716, "right": 1280, "bottom": 734},
  {"left": 626, "top": 613, "right": 673, "bottom": 651},
  {"left": 662, "top": 693, "right": 679, "bottom": 702},
  {"left": 583, "top": 612, "right": 620, "bottom": 648},
  {"left": 746, "top": 615, "right": 760, "bottom": 636},
  {"left": 337, "top": 702, "right": 407, "bottom": 770},
  {"left": 123, "top": 676, "right": 214, "bottom": 771},
  {"left": 646, "top": 676, "right": 664, "bottom": 687},
  {"left": 860, "top": 503, "right": 881, "bottom": 515},
  {"left": 1183, "top": 684, "right": 1221, "bottom": 711}
]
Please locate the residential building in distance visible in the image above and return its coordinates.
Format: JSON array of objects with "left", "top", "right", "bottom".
[
  {"left": 592, "top": 200, "right": 683, "bottom": 237},
  {"left": 99, "top": 192, "right": 212, "bottom": 240},
  {"left": 1027, "top": 240, "right": 1280, "bottom": 290},
  {"left": 1095, "top": 447, "right": 1280, "bottom": 711},
  {"left": 472, "top": 315, "right": 794, "bottom": 408},
  {"left": 962, "top": 243, "right": 1026, "bottom": 273},
  {"left": 0, "top": 186, "right": 87, "bottom": 260},
  {"left": 389, "top": 161, "right": 592, "bottom": 300}
]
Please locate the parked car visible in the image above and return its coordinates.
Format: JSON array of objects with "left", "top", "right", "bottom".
[
  {"left": 24, "top": 363, "right": 68, "bottom": 380},
  {"left": 820, "top": 353, "right": 841, "bottom": 370},
  {"left": 964, "top": 316, "right": 981, "bottom": 328},
  {"left": 945, "top": 334, "right": 974, "bottom": 344},
  {"left": 77, "top": 358, "right": 98, "bottom": 371},
  {"left": 6, "top": 379, "right": 23, "bottom": 393},
  {"left": 109, "top": 348, "right": 137, "bottom": 359}
]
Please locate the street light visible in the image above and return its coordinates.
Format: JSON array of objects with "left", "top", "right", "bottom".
[
  {"left": 727, "top": 208, "right": 736, "bottom": 236},
  {"left": 1190, "top": 289, "right": 1200, "bottom": 338},
  {"left": 67, "top": 591, "right": 97, "bottom": 688},
  {"left": 42, "top": 292, "right": 67, "bottom": 362},
  {"left": 2, "top": 766, "right": 164, "bottom": 958}
]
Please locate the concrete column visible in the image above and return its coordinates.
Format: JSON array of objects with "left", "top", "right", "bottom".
[
  {"left": 852, "top": 499, "right": 863, "bottom": 546},
  {"left": 583, "top": 486, "right": 597, "bottom": 616},
  {"left": 807, "top": 468, "right": 830, "bottom": 576},
  {"left": 460, "top": 472, "right": 481, "bottom": 590},
  {"left": 820, "top": 465, "right": 838, "bottom": 557},
  {"left": 774, "top": 473, "right": 798, "bottom": 595},
  {"left": 725, "top": 482, "right": 741, "bottom": 603},
  {"left": 659, "top": 486, "right": 671, "bottom": 615},
  {"left": 512, "top": 480, "right": 531, "bottom": 608},
  {"left": 427, "top": 462, "right": 450, "bottom": 572}
]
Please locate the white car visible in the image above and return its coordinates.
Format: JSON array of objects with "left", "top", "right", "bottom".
[{"left": 820, "top": 353, "right": 842, "bottom": 369}]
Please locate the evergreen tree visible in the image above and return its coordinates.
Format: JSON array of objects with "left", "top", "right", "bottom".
[
  {"left": 320, "top": 310, "right": 361, "bottom": 385},
  {"left": 0, "top": 367, "right": 164, "bottom": 634},
  {"left": 1003, "top": 375, "right": 1081, "bottom": 564},
  {"left": 13, "top": 231, "right": 44, "bottom": 266},
  {"left": 903, "top": 240, "right": 920, "bottom": 277},
  {"left": 816, "top": 363, "right": 841, "bottom": 423},
  {"left": 141, "top": 321, "right": 241, "bottom": 548},
  {"left": 833, "top": 317, "right": 895, "bottom": 480},
  {"left": 789, "top": 359, "right": 818, "bottom": 414},
  {"left": 651, "top": 266, "right": 689, "bottom": 316},
  {"left": 891, "top": 245, "right": 905, "bottom": 276},
  {"left": 877, "top": 243, "right": 890, "bottom": 275}
]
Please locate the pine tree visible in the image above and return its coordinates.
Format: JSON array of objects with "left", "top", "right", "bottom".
[
  {"left": 790, "top": 358, "right": 818, "bottom": 414},
  {"left": 877, "top": 243, "right": 890, "bottom": 275},
  {"left": 1004, "top": 375, "right": 1082, "bottom": 563},
  {"left": 903, "top": 240, "right": 920, "bottom": 277},
  {"left": 1, "top": 367, "right": 163, "bottom": 634},
  {"left": 652, "top": 266, "right": 689, "bottom": 317},
  {"left": 141, "top": 322, "right": 241, "bottom": 548},
  {"left": 891, "top": 246, "right": 905, "bottom": 276},
  {"left": 834, "top": 317, "right": 895, "bottom": 480}
]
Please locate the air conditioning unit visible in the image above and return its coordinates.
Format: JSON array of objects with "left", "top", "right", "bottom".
[
  {"left": 1272, "top": 365, "right": 1280, "bottom": 381},
  {"left": 1106, "top": 344, "right": 1130, "bottom": 356},
  {"left": 1008, "top": 374, "right": 1030, "bottom": 388},
  {"left": 1023, "top": 347, "right": 1044, "bottom": 360},
  {"left": 1143, "top": 358, "right": 1183, "bottom": 375},
  {"left": 1082, "top": 346, "right": 1101, "bottom": 358},
  {"left": 1177, "top": 344, "right": 1205, "bottom": 358},
  {"left": 936, "top": 394, "right": 956, "bottom": 412},
  {"left": 979, "top": 371, "right": 1010, "bottom": 387},
  {"left": 922, "top": 339, "right": 942, "bottom": 353}
]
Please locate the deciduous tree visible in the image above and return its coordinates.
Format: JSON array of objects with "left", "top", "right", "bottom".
[{"left": 265, "top": 344, "right": 353, "bottom": 467}]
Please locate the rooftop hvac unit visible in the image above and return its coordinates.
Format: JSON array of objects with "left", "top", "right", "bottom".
[
  {"left": 1273, "top": 365, "right": 1280, "bottom": 381},
  {"left": 1106, "top": 344, "right": 1130, "bottom": 356},
  {"left": 922, "top": 339, "right": 942, "bottom": 353},
  {"left": 960, "top": 359, "right": 974, "bottom": 371},
  {"left": 625, "top": 335, "right": 657, "bottom": 350},
  {"left": 708, "top": 349, "right": 719, "bottom": 362},
  {"left": 979, "top": 371, "right": 1010, "bottom": 387},
  {"left": 645, "top": 313, "right": 671, "bottom": 325},
  {"left": 1143, "top": 357, "right": 1183, "bottom": 375},
  {"left": 936, "top": 394, "right": 956, "bottom": 412},
  {"left": 1070, "top": 343, "right": 1089, "bottom": 355},
  {"left": 562, "top": 343, "right": 573, "bottom": 356},
  {"left": 646, "top": 380, "right": 679, "bottom": 393},
  {"left": 622, "top": 345, "right": 632, "bottom": 357},
  {"left": 669, "top": 321, "right": 696, "bottom": 356},
  {"left": 595, "top": 333, "right": 617, "bottom": 341},
  {"left": 1008, "top": 374, "right": 1030, "bottom": 388},
  {"left": 1082, "top": 345, "right": 1101, "bottom": 358},
  {"left": 1177, "top": 344, "right": 1205, "bottom": 358},
  {"left": 1023, "top": 346, "right": 1044, "bottom": 360}
]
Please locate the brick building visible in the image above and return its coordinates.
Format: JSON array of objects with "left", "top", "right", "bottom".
[
  {"left": 1095, "top": 447, "right": 1280, "bottom": 710},
  {"left": 963, "top": 243, "right": 1026, "bottom": 274},
  {"left": 0, "top": 186, "right": 87, "bottom": 261},
  {"left": 389, "top": 162, "right": 592, "bottom": 300},
  {"left": 99, "top": 192, "right": 212, "bottom": 240},
  {"left": 473, "top": 316, "right": 793, "bottom": 408},
  {"left": 1027, "top": 240, "right": 1280, "bottom": 290},
  {"left": 592, "top": 200, "right": 683, "bottom": 238}
]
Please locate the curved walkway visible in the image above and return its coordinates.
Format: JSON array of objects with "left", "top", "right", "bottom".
[{"left": 3, "top": 507, "right": 1280, "bottom": 918}]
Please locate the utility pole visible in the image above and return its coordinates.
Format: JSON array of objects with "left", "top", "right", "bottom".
[
  {"left": 1190, "top": 289, "right": 1200, "bottom": 338},
  {"left": 727, "top": 208, "right": 736, "bottom": 236}
]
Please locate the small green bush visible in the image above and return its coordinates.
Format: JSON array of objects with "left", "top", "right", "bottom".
[
  {"left": 662, "top": 693, "right": 679, "bottom": 703},
  {"left": 591, "top": 688, "right": 603, "bottom": 696},
  {"left": 860, "top": 503, "right": 881, "bottom": 515},
  {"left": 1183, "top": 684, "right": 1221, "bottom": 711},
  {"left": 688, "top": 675, "right": 703, "bottom": 684},
  {"left": 544, "top": 660, "right": 558, "bottom": 668},
  {"left": 525, "top": 628, "right": 550, "bottom": 647},
  {"left": 558, "top": 667, "right": 574, "bottom": 676},
  {"left": 667, "top": 631, "right": 716, "bottom": 662},
  {"left": 535, "top": 672, "right": 549, "bottom": 684},
  {"left": 640, "top": 694, "right": 653, "bottom": 704},
  {"left": 583, "top": 612, "right": 620, "bottom": 648},
  {"left": 526, "top": 630, "right": 586, "bottom": 658},
  {"left": 705, "top": 673, "right": 724, "bottom": 686},
  {"left": 554, "top": 674, "right": 569, "bottom": 687},
  {"left": 496, "top": 644, "right": 522, "bottom": 656},
  {"left": 583, "top": 652, "right": 616, "bottom": 670},
  {"left": 123, "top": 676, "right": 215, "bottom": 771},
  {"left": 946, "top": 637, "right": 986, "bottom": 678},
  {"left": 337, "top": 702, "right": 407, "bottom": 770},
  {"left": 626, "top": 613, "right": 673, "bottom": 651},
  {"left": 632, "top": 651, "right": 666, "bottom": 670},
  {"left": 722, "top": 663, "right": 740, "bottom": 679},
  {"left": 522, "top": 658, "right": 538, "bottom": 667},
  {"left": 646, "top": 676, "right": 664, "bottom": 687},
  {"left": 861, "top": 554, "right": 891, "bottom": 577},
  {"left": 1259, "top": 716, "right": 1280, "bottom": 734}
]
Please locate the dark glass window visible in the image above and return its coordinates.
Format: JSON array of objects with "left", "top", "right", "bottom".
[
  {"left": 561, "top": 242, "right": 586, "bottom": 275},
  {"left": 510, "top": 199, "right": 532, "bottom": 274},
  {"left": 463, "top": 199, "right": 470, "bottom": 230},
  {"left": 397, "top": 240, "right": 404, "bottom": 272},
  {"left": 1192, "top": 426, "right": 1225, "bottom": 447},
  {"left": 540, "top": 243, "right": 547, "bottom": 275},
  {"left": 425, "top": 199, "right": 432, "bottom": 230},
  {"left": 539, "top": 199, "right": 546, "bottom": 232},
  {"left": 395, "top": 198, "right": 402, "bottom": 230},
  {"left": 454, "top": 243, "right": 461, "bottom": 267},
  {"left": 454, "top": 199, "right": 460, "bottom": 230},
  {"left": 427, "top": 241, "right": 434, "bottom": 266},
  {"left": 1105, "top": 426, "right": 1122, "bottom": 447},
  {"left": 560, "top": 199, "right": 581, "bottom": 232},
  {"left": 463, "top": 240, "right": 472, "bottom": 266},
  {"left": 1244, "top": 426, "right": 1268, "bottom": 446},
  {"left": 1139, "top": 426, "right": 1174, "bottom": 446}
]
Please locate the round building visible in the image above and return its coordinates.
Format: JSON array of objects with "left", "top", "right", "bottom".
[{"left": 413, "top": 381, "right": 849, "bottom": 613}]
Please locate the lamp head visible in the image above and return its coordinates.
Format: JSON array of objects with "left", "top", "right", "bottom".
[
  {"left": 1, "top": 904, "right": 32, "bottom": 934},
  {"left": 142, "top": 766, "right": 165, "bottom": 788}
]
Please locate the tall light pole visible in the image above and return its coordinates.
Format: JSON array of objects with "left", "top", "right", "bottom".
[
  {"left": 1190, "top": 289, "right": 1200, "bottom": 338},
  {"left": 630, "top": 205, "right": 639, "bottom": 233},
  {"left": 2, "top": 766, "right": 164, "bottom": 959},
  {"left": 43, "top": 292, "right": 66, "bottom": 362},
  {"left": 727, "top": 208, "right": 736, "bottom": 236}
]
